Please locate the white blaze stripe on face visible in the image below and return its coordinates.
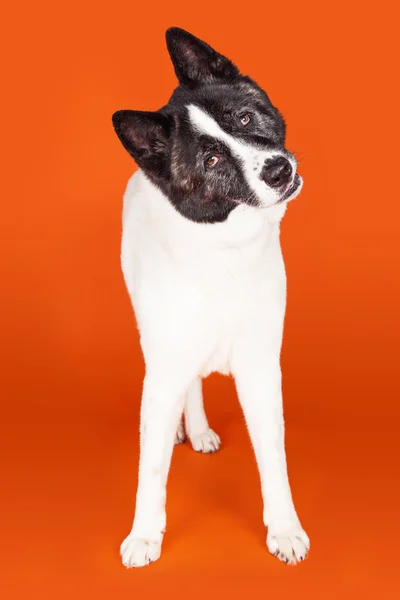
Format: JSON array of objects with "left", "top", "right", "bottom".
[{"left": 187, "top": 104, "right": 297, "bottom": 207}]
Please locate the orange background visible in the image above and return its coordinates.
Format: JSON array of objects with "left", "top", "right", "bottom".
[{"left": 1, "top": 0, "right": 400, "bottom": 598}]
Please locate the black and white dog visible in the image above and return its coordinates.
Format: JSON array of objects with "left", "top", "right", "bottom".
[{"left": 112, "top": 27, "right": 309, "bottom": 568}]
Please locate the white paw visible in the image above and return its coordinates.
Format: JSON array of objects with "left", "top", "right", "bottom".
[
  {"left": 120, "top": 535, "right": 162, "bottom": 568},
  {"left": 174, "top": 420, "right": 186, "bottom": 445},
  {"left": 267, "top": 523, "right": 310, "bottom": 565},
  {"left": 190, "top": 429, "right": 221, "bottom": 453}
]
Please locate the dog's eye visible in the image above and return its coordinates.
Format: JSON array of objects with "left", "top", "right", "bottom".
[
  {"left": 206, "top": 155, "right": 220, "bottom": 168},
  {"left": 239, "top": 114, "right": 250, "bottom": 126}
]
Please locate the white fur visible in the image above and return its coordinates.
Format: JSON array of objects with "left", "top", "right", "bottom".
[{"left": 119, "top": 112, "right": 309, "bottom": 568}]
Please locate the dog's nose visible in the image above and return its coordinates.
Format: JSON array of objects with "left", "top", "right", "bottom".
[{"left": 261, "top": 156, "right": 292, "bottom": 188}]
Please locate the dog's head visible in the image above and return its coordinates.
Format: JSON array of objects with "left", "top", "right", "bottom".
[{"left": 112, "top": 28, "right": 303, "bottom": 223}]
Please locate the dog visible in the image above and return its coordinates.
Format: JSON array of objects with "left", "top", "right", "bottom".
[{"left": 112, "top": 27, "right": 309, "bottom": 568}]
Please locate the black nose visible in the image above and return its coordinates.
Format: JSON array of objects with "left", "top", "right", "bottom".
[{"left": 261, "top": 156, "right": 292, "bottom": 188}]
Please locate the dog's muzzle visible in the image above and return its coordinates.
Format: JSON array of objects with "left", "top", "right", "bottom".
[
  {"left": 260, "top": 156, "right": 292, "bottom": 188},
  {"left": 277, "top": 173, "right": 302, "bottom": 203}
]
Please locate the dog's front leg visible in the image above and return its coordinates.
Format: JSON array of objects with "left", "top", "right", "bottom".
[
  {"left": 120, "top": 375, "right": 186, "bottom": 568},
  {"left": 232, "top": 337, "right": 310, "bottom": 565}
]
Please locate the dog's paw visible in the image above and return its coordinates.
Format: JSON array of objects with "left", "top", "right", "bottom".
[
  {"left": 174, "top": 420, "right": 186, "bottom": 445},
  {"left": 190, "top": 429, "right": 221, "bottom": 453},
  {"left": 267, "top": 523, "right": 310, "bottom": 565},
  {"left": 120, "top": 535, "right": 162, "bottom": 568}
]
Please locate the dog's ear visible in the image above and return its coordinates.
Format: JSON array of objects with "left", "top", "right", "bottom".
[
  {"left": 166, "top": 27, "right": 239, "bottom": 88},
  {"left": 112, "top": 110, "right": 171, "bottom": 180}
]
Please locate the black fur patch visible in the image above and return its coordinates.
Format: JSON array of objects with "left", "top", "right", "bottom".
[{"left": 112, "top": 28, "right": 290, "bottom": 224}]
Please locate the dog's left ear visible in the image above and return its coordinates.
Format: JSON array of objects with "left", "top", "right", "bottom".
[{"left": 166, "top": 27, "right": 239, "bottom": 88}]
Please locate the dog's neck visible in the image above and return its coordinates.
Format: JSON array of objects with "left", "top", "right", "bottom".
[
  {"left": 130, "top": 170, "right": 287, "bottom": 246},
  {"left": 123, "top": 171, "right": 286, "bottom": 282}
]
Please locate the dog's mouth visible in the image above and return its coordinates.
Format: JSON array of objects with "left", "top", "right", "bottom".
[{"left": 277, "top": 173, "right": 302, "bottom": 203}]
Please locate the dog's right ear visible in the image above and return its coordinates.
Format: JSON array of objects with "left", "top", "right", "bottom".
[{"left": 112, "top": 110, "right": 171, "bottom": 180}]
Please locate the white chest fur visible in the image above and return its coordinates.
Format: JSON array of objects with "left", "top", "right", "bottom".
[{"left": 121, "top": 170, "right": 287, "bottom": 377}]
